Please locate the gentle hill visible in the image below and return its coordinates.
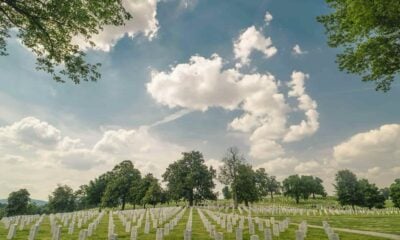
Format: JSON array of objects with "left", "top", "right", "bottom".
[{"left": 0, "top": 199, "right": 47, "bottom": 206}]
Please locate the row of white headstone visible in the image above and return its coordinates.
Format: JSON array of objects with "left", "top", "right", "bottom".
[{"left": 208, "top": 203, "right": 400, "bottom": 217}]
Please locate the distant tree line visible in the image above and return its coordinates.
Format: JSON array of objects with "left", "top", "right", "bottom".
[{"left": 2, "top": 147, "right": 400, "bottom": 217}]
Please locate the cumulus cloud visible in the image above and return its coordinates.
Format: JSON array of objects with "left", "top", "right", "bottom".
[
  {"left": 284, "top": 71, "right": 319, "bottom": 142},
  {"left": 74, "top": 0, "right": 159, "bottom": 51},
  {"left": 234, "top": 26, "right": 277, "bottom": 68},
  {"left": 0, "top": 116, "right": 186, "bottom": 198},
  {"left": 147, "top": 54, "right": 319, "bottom": 163},
  {"left": 292, "top": 44, "right": 307, "bottom": 55},
  {"left": 147, "top": 55, "right": 243, "bottom": 111},
  {"left": 0, "top": 117, "right": 61, "bottom": 149},
  {"left": 333, "top": 124, "right": 400, "bottom": 187}
]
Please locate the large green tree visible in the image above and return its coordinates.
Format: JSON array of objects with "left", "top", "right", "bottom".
[
  {"left": 358, "top": 179, "right": 385, "bottom": 209},
  {"left": 48, "top": 185, "right": 75, "bottom": 213},
  {"left": 101, "top": 160, "right": 141, "bottom": 210},
  {"left": 236, "top": 164, "right": 259, "bottom": 206},
  {"left": 6, "top": 189, "right": 30, "bottom": 216},
  {"left": 282, "top": 175, "right": 304, "bottom": 204},
  {"left": 318, "top": 0, "right": 400, "bottom": 91},
  {"left": 0, "top": 0, "right": 132, "bottom": 83},
  {"left": 163, "top": 151, "right": 216, "bottom": 206},
  {"left": 143, "top": 180, "right": 163, "bottom": 208},
  {"left": 85, "top": 171, "right": 112, "bottom": 207},
  {"left": 132, "top": 173, "right": 157, "bottom": 208},
  {"left": 254, "top": 168, "right": 280, "bottom": 200},
  {"left": 334, "top": 170, "right": 363, "bottom": 209},
  {"left": 218, "top": 147, "right": 245, "bottom": 209},
  {"left": 390, "top": 179, "right": 400, "bottom": 208}
]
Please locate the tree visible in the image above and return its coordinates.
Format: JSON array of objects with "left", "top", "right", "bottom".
[
  {"left": 317, "top": 0, "right": 400, "bottom": 91},
  {"left": 48, "top": 185, "right": 75, "bottom": 213},
  {"left": 282, "top": 175, "right": 304, "bottom": 204},
  {"left": 222, "top": 186, "right": 232, "bottom": 200},
  {"left": 254, "top": 168, "right": 269, "bottom": 198},
  {"left": 143, "top": 180, "right": 163, "bottom": 208},
  {"left": 334, "top": 170, "right": 363, "bottom": 209},
  {"left": 390, "top": 179, "right": 400, "bottom": 208},
  {"left": 266, "top": 175, "right": 280, "bottom": 200},
  {"left": 85, "top": 171, "right": 112, "bottom": 207},
  {"left": 101, "top": 160, "right": 141, "bottom": 210},
  {"left": 74, "top": 185, "right": 89, "bottom": 210},
  {"left": 219, "top": 147, "right": 245, "bottom": 209},
  {"left": 6, "top": 189, "right": 30, "bottom": 216},
  {"left": 163, "top": 151, "right": 216, "bottom": 206},
  {"left": 236, "top": 164, "right": 258, "bottom": 206},
  {"left": 307, "top": 176, "right": 326, "bottom": 199},
  {"left": 133, "top": 173, "right": 157, "bottom": 208},
  {"left": 358, "top": 179, "right": 385, "bottom": 209},
  {"left": 0, "top": 0, "right": 132, "bottom": 83}
]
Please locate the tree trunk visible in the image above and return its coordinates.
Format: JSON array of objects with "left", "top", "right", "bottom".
[
  {"left": 244, "top": 200, "right": 249, "bottom": 207},
  {"left": 270, "top": 191, "right": 274, "bottom": 200},
  {"left": 121, "top": 198, "right": 126, "bottom": 210},
  {"left": 232, "top": 189, "right": 238, "bottom": 209},
  {"left": 295, "top": 195, "right": 299, "bottom": 204},
  {"left": 312, "top": 193, "right": 316, "bottom": 199}
]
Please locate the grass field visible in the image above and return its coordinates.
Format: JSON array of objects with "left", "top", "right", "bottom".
[{"left": 1, "top": 199, "right": 399, "bottom": 240}]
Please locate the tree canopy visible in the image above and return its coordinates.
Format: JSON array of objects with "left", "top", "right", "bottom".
[
  {"left": 0, "top": 0, "right": 132, "bottom": 83},
  {"left": 6, "top": 189, "right": 30, "bottom": 216},
  {"left": 335, "top": 169, "right": 385, "bottom": 209},
  {"left": 390, "top": 179, "right": 400, "bottom": 208},
  {"left": 48, "top": 185, "right": 75, "bottom": 213},
  {"left": 101, "top": 160, "right": 141, "bottom": 210},
  {"left": 318, "top": 0, "right": 400, "bottom": 91},
  {"left": 163, "top": 151, "right": 216, "bottom": 206}
]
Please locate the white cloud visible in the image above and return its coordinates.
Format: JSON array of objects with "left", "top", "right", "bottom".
[
  {"left": 292, "top": 44, "right": 307, "bottom": 55},
  {"left": 234, "top": 26, "right": 277, "bottom": 68},
  {"left": 333, "top": 124, "right": 400, "bottom": 187},
  {"left": 0, "top": 116, "right": 186, "bottom": 198},
  {"left": 74, "top": 0, "right": 159, "bottom": 51},
  {"left": 264, "top": 11, "right": 273, "bottom": 25},
  {"left": 147, "top": 54, "right": 319, "bottom": 163},
  {"left": 0, "top": 117, "right": 61, "bottom": 149},
  {"left": 257, "top": 157, "right": 299, "bottom": 175},
  {"left": 284, "top": 71, "right": 319, "bottom": 142}
]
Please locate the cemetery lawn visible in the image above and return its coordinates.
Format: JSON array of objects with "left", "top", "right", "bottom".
[{"left": 1, "top": 207, "right": 399, "bottom": 240}]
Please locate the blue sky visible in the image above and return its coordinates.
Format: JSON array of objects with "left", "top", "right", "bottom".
[{"left": 1, "top": 0, "right": 400, "bottom": 199}]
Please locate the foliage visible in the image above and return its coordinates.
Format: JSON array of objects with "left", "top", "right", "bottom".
[
  {"left": 218, "top": 147, "right": 245, "bottom": 209},
  {"left": 143, "top": 180, "right": 163, "bottom": 208},
  {"left": 236, "top": 164, "right": 258, "bottom": 206},
  {"left": 6, "top": 189, "right": 30, "bottom": 216},
  {"left": 390, "top": 179, "right": 400, "bottom": 208},
  {"left": 358, "top": 179, "right": 385, "bottom": 209},
  {"left": 163, "top": 151, "right": 216, "bottom": 206},
  {"left": 48, "top": 185, "right": 75, "bottom": 213},
  {"left": 133, "top": 173, "right": 157, "bottom": 208},
  {"left": 0, "top": 0, "right": 132, "bottom": 83},
  {"left": 335, "top": 170, "right": 363, "bottom": 208},
  {"left": 85, "top": 171, "right": 112, "bottom": 207},
  {"left": 222, "top": 186, "right": 232, "bottom": 200},
  {"left": 335, "top": 170, "right": 385, "bottom": 209},
  {"left": 317, "top": 0, "right": 400, "bottom": 91},
  {"left": 101, "top": 160, "right": 141, "bottom": 210},
  {"left": 254, "top": 168, "right": 280, "bottom": 200},
  {"left": 282, "top": 175, "right": 304, "bottom": 204}
]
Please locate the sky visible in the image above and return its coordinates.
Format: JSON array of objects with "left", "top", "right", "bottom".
[{"left": 1, "top": 0, "right": 400, "bottom": 200}]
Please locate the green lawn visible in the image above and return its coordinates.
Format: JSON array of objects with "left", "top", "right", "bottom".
[{"left": 0, "top": 205, "right": 399, "bottom": 239}]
